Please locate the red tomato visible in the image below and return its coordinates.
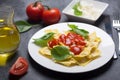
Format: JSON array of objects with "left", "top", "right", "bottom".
[
  {"left": 74, "top": 37, "right": 86, "bottom": 46},
  {"left": 65, "top": 37, "right": 72, "bottom": 46},
  {"left": 9, "top": 57, "right": 29, "bottom": 76},
  {"left": 26, "top": 1, "right": 44, "bottom": 21},
  {"left": 42, "top": 8, "right": 61, "bottom": 25},
  {"left": 76, "top": 35, "right": 85, "bottom": 41},
  {"left": 67, "top": 32, "right": 77, "bottom": 39},
  {"left": 48, "top": 39, "right": 59, "bottom": 48},
  {"left": 59, "top": 34, "right": 66, "bottom": 44},
  {"left": 70, "top": 45, "right": 82, "bottom": 55}
]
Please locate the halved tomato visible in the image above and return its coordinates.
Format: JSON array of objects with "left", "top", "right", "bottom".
[
  {"left": 70, "top": 45, "right": 82, "bottom": 55},
  {"left": 48, "top": 39, "right": 59, "bottom": 48},
  {"left": 9, "top": 57, "right": 29, "bottom": 76}
]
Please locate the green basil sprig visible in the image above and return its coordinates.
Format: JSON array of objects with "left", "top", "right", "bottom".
[
  {"left": 33, "top": 32, "right": 54, "bottom": 47},
  {"left": 51, "top": 46, "right": 71, "bottom": 61},
  {"left": 72, "top": 2, "right": 82, "bottom": 16},
  {"left": 68, "top": 24, "right": 89, "bottom": 38},
  {"left": 15, "top": 20, "right": 33, "bottom": 33}
]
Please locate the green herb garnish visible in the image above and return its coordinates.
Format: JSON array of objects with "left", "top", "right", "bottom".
[
  {"left": 72, "top": 2, "right": 82, "bottom": 16},
  {"left": 51, "top": 46, "right": 71, "bottom": 61},
  {"left": 15, "top": 20, "right": 32, "bottom": 33},
  {"left": 34, "top": 32, "right": 54, "bottom": 47},
  {"left": 68, "top": 24, "right": 89, "bottom": 37}
]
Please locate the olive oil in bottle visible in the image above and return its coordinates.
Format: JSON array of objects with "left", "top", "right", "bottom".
[
  {"left": 0, "top": 25, "right": 20, "bottom": 66},
  {"left": 0, "top": 26, "right": 20, "bottom": 53},
  {"left": 0, "top": 6, "right": 20, "bottom": 66}
]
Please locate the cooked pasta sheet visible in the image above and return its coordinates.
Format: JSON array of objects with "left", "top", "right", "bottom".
[{"left": 39, "top": 30, "right": 101, "bottom": 67}]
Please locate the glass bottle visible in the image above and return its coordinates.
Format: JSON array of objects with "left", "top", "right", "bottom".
[{"left": 0, "top": 6, "right": 20, "bottom": 66}]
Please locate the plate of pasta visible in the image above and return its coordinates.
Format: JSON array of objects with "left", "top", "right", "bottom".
[{"left": 28, "top": 22, "right": 115, "bottom": 73}]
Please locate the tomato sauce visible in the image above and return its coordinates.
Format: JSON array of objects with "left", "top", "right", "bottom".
[{"left": 48, "top": 32, "right": 86, "bottom": 55}]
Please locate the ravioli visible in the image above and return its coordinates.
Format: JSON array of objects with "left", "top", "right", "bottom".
[{"left": 38, "top": 30, "right": 101, "bottom": 67}]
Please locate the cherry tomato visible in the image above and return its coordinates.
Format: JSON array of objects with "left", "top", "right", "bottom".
[
  {"left": 59, "top": 34, "right": 66, "bottom": 44},
  {"left": 9, "top": 57, "right": 29, "bottom": 76},
  {"left": 42, "top": 8, "right": 61, "bottom": 25},
  {"left": 26, "top": 1, "right": 44, "bottom": 21},
  {"left": 74, "top": 37, "right": 86, "bottom": 46},
  {"left": 48, "top": 39, "right": 59, "bottom": 48},
  {"left": 65, "top": 37, "right": 72, "bottom": 46},
  {"left": 70, "top": 45, "right": 82, "bottom": 55},
  {"left": 67, "top": 32, "right": 77, "bottom": 39}
]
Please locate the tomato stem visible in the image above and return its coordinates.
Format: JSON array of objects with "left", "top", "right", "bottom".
[
  {"left": 44, "top": 5, "right": 51, "bottom": 10},
  {"left": 33, "top": 1, "right": 39, "bottom": 7}
]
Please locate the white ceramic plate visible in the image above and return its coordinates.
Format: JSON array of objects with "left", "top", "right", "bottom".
[{"left": 28, "top": 22, "right": 115, "bottom": 73}]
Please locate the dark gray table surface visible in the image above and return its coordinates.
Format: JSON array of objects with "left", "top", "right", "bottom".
[{"left": 0, "top": 0, "right": 120, "bottom": 80}]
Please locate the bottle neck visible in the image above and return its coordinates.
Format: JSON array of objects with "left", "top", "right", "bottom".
[
  {"left": 7, "top": 12, "right": 14, "bottom": 26},
  {"left": 0, "top": 6, "right": 14, "bottom": 27}
]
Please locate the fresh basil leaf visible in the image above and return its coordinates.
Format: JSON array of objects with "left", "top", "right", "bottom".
[
  {"left": 72, "top": 2, "right": 82, "bottom": 16},
  {"left": 74, "top": 9, "right": 82, "bottom": 16},
  {"left": 34, "top": 38, "right": 48, "bottom": 47},
  {"left": 51, "top": 46, "right": 71, "bottom": 61},
  {"left": 15, "top": 20, "right": 32, "bottom": 33},
  {"left": 68, "top": 24, "right": 89, "bottom": 37},
  {"left": 68, "top": 24, "right": 78, "bottom": 29},
  {"left": 41, "top": 32, "right": 55, "bottom": 40},
  {"left": 34, "top": 32, "right": 54, "bottom": 47}
]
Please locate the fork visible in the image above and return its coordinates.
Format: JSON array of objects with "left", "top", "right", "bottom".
[{"left": 112, "top": 20, "right": 120, "bottom": 55}]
